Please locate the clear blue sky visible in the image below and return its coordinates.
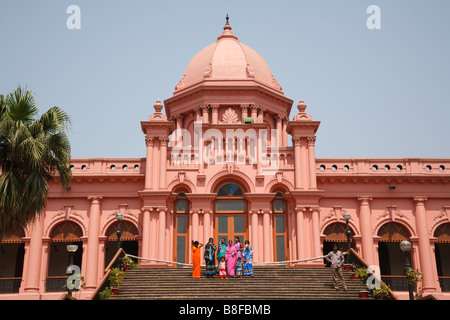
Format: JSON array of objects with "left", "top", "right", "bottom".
[{"left": 1, "top": 0, "right": 449, "bottom": 159}]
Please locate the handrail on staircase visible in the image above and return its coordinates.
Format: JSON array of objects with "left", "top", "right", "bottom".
[
  {"left": 89, "top": 248, "right": 127, "bottom": 300},
  {"left": 347, "top": 248, "right": 399, "bottom": 300}
]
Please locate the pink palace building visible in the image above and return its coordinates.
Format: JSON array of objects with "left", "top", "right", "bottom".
[{"left": 1, "top": 21, "right": 450, "bottom": 300}]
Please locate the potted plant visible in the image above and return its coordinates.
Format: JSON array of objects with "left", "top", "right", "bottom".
[
  {"left": 99, "top": 287, "right": 113, "bottom": 300},
  {"left": 108, "top": 267, "right": 125, "bottom": 295},
  {"left": 121, "top": 254, "right": 140, "bottom": 271},
  {"left": 372, "top": 284, "right": 391, "bottom": 300},
  {"left": 354, "top": 266, "right": 370, "bottom": 298},
  {"left": 342, "top": 250, "right": 352, "bottom": 270}
]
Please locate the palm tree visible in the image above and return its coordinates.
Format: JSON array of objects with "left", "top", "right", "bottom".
[{"left": 0, "top": 86, "right": 72, "bottom": 240}]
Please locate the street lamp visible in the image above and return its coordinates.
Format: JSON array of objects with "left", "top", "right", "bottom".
[
  {"left": 400, "top": 240, "right": 414, "bottom": 300},
  {"left": 66, "top": 244, "right": 78, "bottom": 297},
  {"left": 115, "top": 212, "right": 124, "bottom": 252},
  {"left": 343, "top": 212, "right": 352, "bottom": 251}
]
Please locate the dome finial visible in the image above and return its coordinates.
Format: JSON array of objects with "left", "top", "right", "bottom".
[{"left": 225, "top": 13, "right": 230, "bottom": 26}]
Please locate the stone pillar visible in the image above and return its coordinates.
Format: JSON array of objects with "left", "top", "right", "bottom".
[
  {"left": 191, "top": 210, "right": 199, "bottom": 244},
  {"left": 86, "top": 196, "right": 102, "bottom": 290},
  {"left": 311, "top": 207, "right": 321, "bottom": 258},
  {"left": 293, "top": 137, "right": 302, "bottom": 189},
  {"left": 413, "top": 197, "right": 437, "bottom": 293},
  {"left": 201, "top": 105, "right": 209, "bottom": 123},
  {"left": 358, "top": 197, "right": 375, "bottom": 266},
  {"left": 158, "top": 208, "right": 166, "bottom": 261},
  {"left": 23, "top": 215, "right": 44, "bottom": 294},
  {"left": 144, "top": 137, "right": 154, "bottom": 190},
  {"left": 203, "top": 210, "right": 211, "bottom": 243},
  {"left": 159, "top": 137, "right": 168, "bottom": 189},
  {"left": 282, "top": 117, "right": 288, "bottom": 147},
  {"left": 263, "top": 209, "right": 272, "bottom": 262},
  {"left": 250, "top": 105, "right": 258, "bottom": 119},
  {"left": 307, "top": 137, "right": 317, "bottom": 190},
  {"left": 150, "top": 208, "right": 157, "bottom": 259},
  {"left": 141, "top": 208, "right": 151, "bottom": 259},
  {"left": 296, "top": 207, "right": 305, "bottom": 260},
  {"left": 174, "top": 114, "right": 184, "bottom": 147},
  {"left": 251, "top": 210, "right": 259, "bottom": 262},
  {"left": 276, "top": 116, "right": 282, "bottom": 147},
  {"left": 211, "top": 105, "right": 219, "bottom": 124},
  {"left": 240, "top": 104, "right": 249, "bottom": 122}
]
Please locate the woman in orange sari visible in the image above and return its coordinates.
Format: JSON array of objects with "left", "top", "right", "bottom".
[{"left": 192, "top": 240, "right": 203, "bottom": 279}]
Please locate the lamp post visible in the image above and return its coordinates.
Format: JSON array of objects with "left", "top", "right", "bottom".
[
  {"left": 343, "top": 212, "right": 351, "bottom": 251},
  {"left": 400, "top": 240, "right": 414, "bottom": 300},
  {"left": 116, "top": 212, "right": 123, "bottom": 252},
  {"left": 66, "top": 244, "right": 79, "bottom": 297}
]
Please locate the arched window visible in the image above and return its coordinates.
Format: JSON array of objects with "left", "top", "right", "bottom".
[
  {"left": 105, "top": 221, "right": 138, "bottom": 242},
  {"left": 434, "top": 223, "right": 450, "bottom": 243},
  {"left": 176, "top": 192, "right": 188, "bottom": 214},
  {"left": 377, "top": 222, "right": 410, "bottom": 242},
  {"left": 216, "top": 183, "right": 245, "bottom": 212}
]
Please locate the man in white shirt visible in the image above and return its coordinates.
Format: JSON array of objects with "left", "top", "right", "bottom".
[{"left": 325, "top": 243, "right": 348, "bottom": 291}]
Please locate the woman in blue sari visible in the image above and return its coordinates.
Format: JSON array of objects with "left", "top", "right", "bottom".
[
  {"left": 204, "top": 238, "right": 217, "bottom": 277},
  {"left": 242, "top": 240, "right": 254, "bottom": 276}
]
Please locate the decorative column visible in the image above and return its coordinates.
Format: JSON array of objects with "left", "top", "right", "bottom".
[
  {"left": 174, "top": 114, "right": 184, "bottom": 147},
  {"left": 23, "top": 215, "right": 44, "bottom": 294},
  {"left": 240, "top": 104, "right": 249, "bottom": 121},
  {"left": 85, "top": 196, "right": 102, "bottom": 290},
  {"left": 311, "top": 207, "right": 321, "bottom": 258},
  {"left": 158, "top": 207, "right": 166, "bottom": 261},
  {"left": 144, "top": 137, "right": 154, "bottom": 190},
  {"left": 307, "top": 137, "right": 317, "bottom": 190},
  {"left": 203, "top": 210, "right": 212, "bottom": 244},
  {"left": 211, "top": 105, "right": 219, "bottom": 124},
  {"left": 358, "top": 197, "right": 375, "bottom": 266},
  {"left": 251, "top": 210, "right": 259, "bottom": 262},
  {"left": 201, "top": 105, "right": 209, "bottom": 123},
  {"left": 141, "top": 208, "right": 151, "bottom": 259},
  {"left": 413, "top": 197, "right": 437, "bottom": 293},
  {"left": 276, "top": 116, "right": 282, "bottom": 147},
  {"left": 296, "top": 206, "right": 305, "bottom": 260},
  {"left": 282, "top": 117, "right": 288, "bottom": 146},
  {"left": 159, "top": 137, "right": 168, "bottom": 189},
  {"left": 250, "top": 105, "right": 258, "bottom": 119},
  {"left": 191, "top": 210, "right": 199, "bottom": 244},
  {"left": 263, "top": 209, "right": 272, "bottom": 262},
  {"left": 293, "top": 137, "right": 302, "bottom": 189}
]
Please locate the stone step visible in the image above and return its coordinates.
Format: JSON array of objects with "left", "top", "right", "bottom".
[{"left": 108, "top": 267, "right": 369, "bottom": 300}]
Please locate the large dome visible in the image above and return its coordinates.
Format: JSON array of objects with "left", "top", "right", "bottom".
[{"left": 173, "top": 22, "right": 283, "bottom": 94}]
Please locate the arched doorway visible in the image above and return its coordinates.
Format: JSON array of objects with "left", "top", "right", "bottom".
[
  {"left": 0, "top": 230, "right": 25, "bottom": 293},
  {"left": 434, "top": 223, "right": 450, "bottom": 292},
  {"left": 47, "top": 221, "right": 83, "bottom": 292},
  {"left": 104, "top": 220, "right": 139, "bottom": 266},
  {"left": 377, "top": 222, "right": 411, "bottom": 291},
  {"left": 322, "top": 222, "right": 355, "bottom": 266},
  {"left": 214, "top": 182, "right": 247, "bottom": 248}
]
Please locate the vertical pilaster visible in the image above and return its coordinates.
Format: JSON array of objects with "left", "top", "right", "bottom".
[
  {"left": 358, "top": 197, "right": 375, "bottom": 266},
  {"left": 307, "top": 137, "right": 317, "bottom": 190},
  {"left": 413, "top": 197, "right": 437, "bottom": 293},
  {"left": 23, "top": 215, "right": 44, "bottom": 294},
  {"left": 158, "top": 208, "right": 166, "bottom": 261},
  {"left": 293, "top": 137, "right": 302, "bottom": 189},
  {"left": 159, "top": 137, "right": 168, "bottom": 189},
  {"left": 86, "top": 196, "right": 102, "bottom": 290},
  {"left": 144, "top": 137, "right": 154, "bottom": 190}
]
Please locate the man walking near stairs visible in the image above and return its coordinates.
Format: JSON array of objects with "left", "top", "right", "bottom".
[{"left": 325, "top": 244, "right": 348, "bottom": 291}]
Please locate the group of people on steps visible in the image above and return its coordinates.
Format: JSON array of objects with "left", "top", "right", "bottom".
[{"left": 191, "top": 237, "right": 254, "bottom": 279}]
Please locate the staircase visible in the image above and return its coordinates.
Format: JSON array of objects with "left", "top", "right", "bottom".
[{"left": 108, "top": 266, "right": 371, "bottom": 300}]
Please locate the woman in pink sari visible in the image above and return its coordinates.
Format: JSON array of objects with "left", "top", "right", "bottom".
[{"left": 225, "top": 240, "right": 237, "bottom": 277}]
